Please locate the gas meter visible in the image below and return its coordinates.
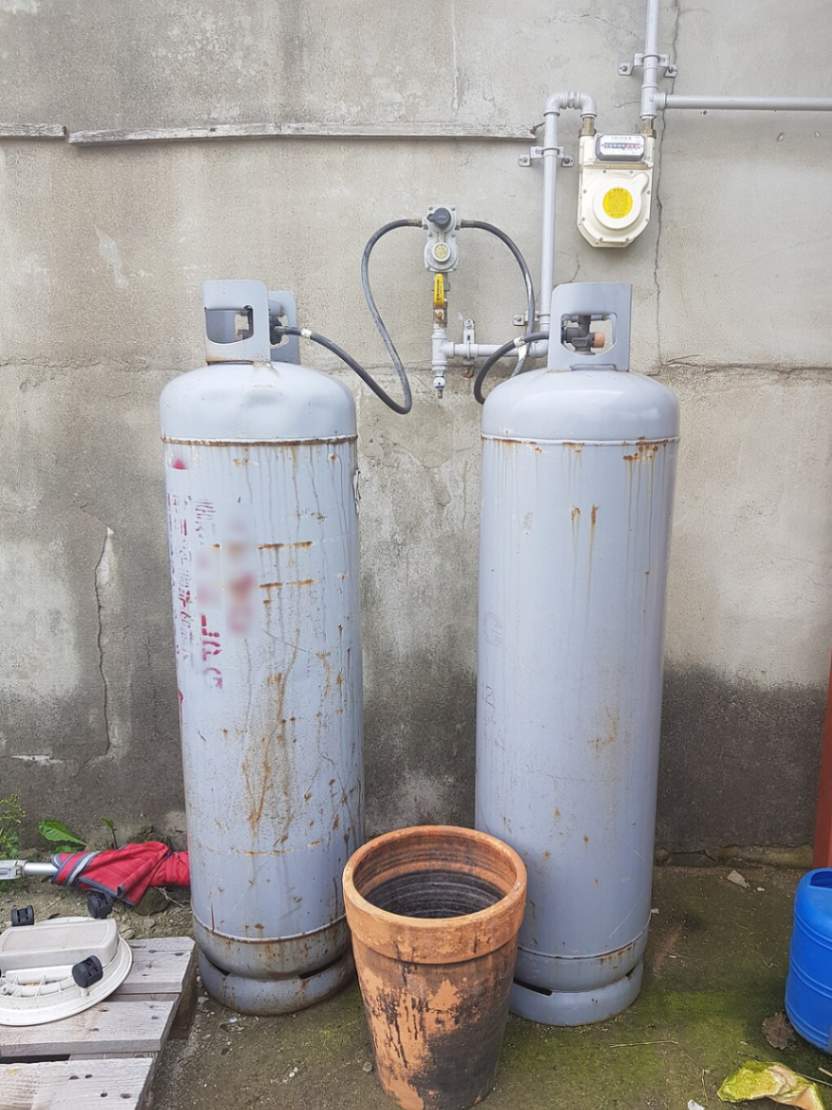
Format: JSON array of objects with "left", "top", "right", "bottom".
[{"left": 577, "top": 133, "right": 654, "bottom": 248}]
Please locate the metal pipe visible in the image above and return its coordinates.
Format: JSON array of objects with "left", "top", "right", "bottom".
[
  {"left": 442, "top": 340, "right": 548, "bottom": 360},
  {"left": 640, "top": 0, "right": 662, "bottom": 123},
  {"left": 22, "top": 861, "right": 57, "bottom": 877},
  {"left": 657, "top": 93, "right": 832, "bottom": 112},
  {"left": 537, "top": 92, "right": 597, "bottom": 329},
  {"left": 538, "top": 107, "right": 559, "bottom": 331}
]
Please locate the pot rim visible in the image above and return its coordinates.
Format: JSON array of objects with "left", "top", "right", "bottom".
[{"left": 343, "top": 824, "right": 527, "bottom": 965}]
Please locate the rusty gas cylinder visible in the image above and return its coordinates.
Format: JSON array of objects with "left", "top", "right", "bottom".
[{"left": 161, "top": 281, "right": 363, "bottom": 1014}]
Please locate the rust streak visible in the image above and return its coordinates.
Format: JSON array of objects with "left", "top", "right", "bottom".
[
  {"left": 161, "top": 434, "right": 357, "bottom": 447},
  {"left": 257, "top": 540, "right": 314, "bottom": 550},
  {"left": 259, "top": 578, "right": 316, "bottom": 590}
]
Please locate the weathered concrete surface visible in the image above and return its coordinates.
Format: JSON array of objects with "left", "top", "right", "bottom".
[
  {"left": 0, "top": 0, "right": 830, "bottom": 848},
  {"left": 148, "top": 865, "right": 828, "bottom": 1109}
]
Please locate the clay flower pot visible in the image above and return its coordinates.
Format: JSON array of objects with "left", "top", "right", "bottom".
[{"left": 343, "top": 825, "right": 527, "bottom": 1110}]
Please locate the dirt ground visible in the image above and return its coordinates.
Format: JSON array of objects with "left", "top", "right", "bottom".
[{"left": 2, "top": 865, "right": 827, "bottom": 1109}]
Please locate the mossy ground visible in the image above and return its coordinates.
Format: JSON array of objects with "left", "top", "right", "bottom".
[
  {"left": 2, "top": 866, "right": 823, "bottom": 1107},
  {"left": 147, "top": 865, "right": 831, "bottom": 1109}
]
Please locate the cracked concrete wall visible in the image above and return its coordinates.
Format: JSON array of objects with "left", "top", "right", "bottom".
[{"left": 0, "top": 0, "right": 830, "bottom": 850}]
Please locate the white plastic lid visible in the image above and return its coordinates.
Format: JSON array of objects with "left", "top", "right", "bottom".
[{"left": 0, "top": 916, "right": 132, "bottom": 1027}]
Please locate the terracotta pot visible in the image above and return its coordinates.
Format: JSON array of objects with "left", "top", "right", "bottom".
[{"left": 343, "top": 825, "right": 527, "bottom": 1110}]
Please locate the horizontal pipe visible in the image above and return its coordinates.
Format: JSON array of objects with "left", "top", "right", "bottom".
[
  {"left": 22, "top": 861, "right": 58, "bottom": 876},
  {"left": 657, "top": 93, "right": 832, "bottom": 112},
  {"left": 443, "top": 340, "right": 548, "bottom": 360}
]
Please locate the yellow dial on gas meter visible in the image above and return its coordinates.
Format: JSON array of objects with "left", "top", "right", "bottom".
[{"left": 601, "top": 187, "right": 634, "bottom": 220}]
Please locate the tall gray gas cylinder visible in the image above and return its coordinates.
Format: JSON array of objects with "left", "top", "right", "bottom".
[
  {"left": 476, "top": 283, "right": 678, "bottom": 1025},
  {"left": 160, "top": 280, "right": 363, "bottom": 1014}
]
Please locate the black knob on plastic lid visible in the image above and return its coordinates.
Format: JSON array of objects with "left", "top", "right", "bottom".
[
  {"left": 11, "top": 905, "right": 34, "bottom": 927},
  {"left": 429, "top": 207, "right": 453, "bottom": 230},
  {"left": 87, "top": 891, "right": 115, "bottom": 919},
  {"left": 72, "top": 955, "right": 104, "bottom": 989}
]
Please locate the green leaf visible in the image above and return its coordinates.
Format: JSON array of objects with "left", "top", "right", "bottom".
[
  {"left": 100, "top": 817, "right": 118, "bottom": 849},
  {"left": 38, "top": 819, "right": 85, "bottom": 848}
]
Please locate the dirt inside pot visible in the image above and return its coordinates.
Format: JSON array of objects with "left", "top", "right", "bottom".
[{"left": 365, "top": 869, "right": 503, "bottom": 918}]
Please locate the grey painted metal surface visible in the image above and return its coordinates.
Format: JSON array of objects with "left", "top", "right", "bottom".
[
  {"left": 658, "top": 94, "right": 832, "bottom": 112},
  {"left": 476, "top": 283, "right": 678, "bottom": 1025},
  {"left": 160, "top": 281, "right": 362, "bottom": 1013}
]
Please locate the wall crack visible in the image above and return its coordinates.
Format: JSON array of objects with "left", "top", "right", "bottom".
[{"left": 93, "top": 525, "right": 115, "bottom": 760}]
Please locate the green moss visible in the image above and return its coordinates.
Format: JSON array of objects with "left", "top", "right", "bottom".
[{"left": 152, "top": 867, "right": 832, "bottom": 1110}]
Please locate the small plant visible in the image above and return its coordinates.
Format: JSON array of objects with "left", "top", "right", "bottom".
[
  {"left": 37, "top": 819, "right": 86, "bottom": 855},
  {"left": 0, "top": 794, "right": 25, "bottom": 857},
  {"left": 100, "top": 817, "right": 119, "bottom": 849}
]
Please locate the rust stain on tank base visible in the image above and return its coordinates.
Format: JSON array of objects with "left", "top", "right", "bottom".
[
  {"left": 571, "top": 505, "right": 581, "bottom": 524},
  {"left": 591, "top": 505, "right": 599, "bottom": 527}
]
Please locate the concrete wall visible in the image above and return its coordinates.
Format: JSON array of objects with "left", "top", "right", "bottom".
[{"left": 0, "top": 0, "right": 830, "bottom": 851}]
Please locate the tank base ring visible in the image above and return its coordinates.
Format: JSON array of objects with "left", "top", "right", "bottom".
[
  {"left": 198, "top": 947, "right": 354, "bottom": 1016},
  {"left": 510, "top": 959, "right": 643, "bottom": 1026}
]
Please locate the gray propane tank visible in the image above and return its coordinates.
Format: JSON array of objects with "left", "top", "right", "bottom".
[
  {"left": 475, "top": 283, "right": 678, "bottom": 1025},
  {"left": 160, "top": 280, "right": 363, "bottom": 1014}
]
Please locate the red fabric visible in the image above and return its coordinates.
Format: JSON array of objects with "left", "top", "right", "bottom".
[{"left": 52, "top": 841, "right": 190, "bottom": 906}]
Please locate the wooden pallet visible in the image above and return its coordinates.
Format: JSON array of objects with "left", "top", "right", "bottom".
[{"left": 0, "top": 935, "right": 196, "bottom": 1109}]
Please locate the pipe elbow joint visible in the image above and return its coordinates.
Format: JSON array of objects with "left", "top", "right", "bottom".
[{"left": 545, "top": 90, "right": 597, "bottom": 118}]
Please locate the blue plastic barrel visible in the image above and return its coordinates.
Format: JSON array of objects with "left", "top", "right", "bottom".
[{"left": 786, "top": 869, "right": 832, "bottom": 1052}]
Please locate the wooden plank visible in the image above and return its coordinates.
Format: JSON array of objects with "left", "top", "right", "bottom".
[
  {"left": 0, "top": 1057, "right": 155, "bottom": 1109},
  {"left": 0, "top": 999, "right": 175, "bottom": 1059},
  {"left": 116, "top": 937, "right": 195, "bottom": 996},
  {"left": 68, "top": 120, "right": 534, "bottom": 146},
  {"left": 0, "top": 123, "right": 66, "bottom": 139}
]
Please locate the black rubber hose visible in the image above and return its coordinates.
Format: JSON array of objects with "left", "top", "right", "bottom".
[
  {"left": 359, "top": 218, "right": 422, "bottom": 413},
  {"left": 272, "top": 219, "right": 421, "bottom": 415},
  {"left": 273, "top": 326, "right": 413, "bottom": 415},
  {"left": 458, "top": 219, "right": 536, "bottom": 335},
  {"left": 473, "top": 330, "right": 549, "bottom": 405}
]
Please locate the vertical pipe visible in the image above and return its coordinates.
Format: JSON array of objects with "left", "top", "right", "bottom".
[
  {"left": 640, "top": 0, "right": 661, "bottom": 124},
  {"left": 538, "top": 107, "right": 559, "bottom": 329}
]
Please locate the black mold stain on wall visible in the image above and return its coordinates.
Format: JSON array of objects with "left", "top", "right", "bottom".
[
  {"left": 657, "top": 665, "right": 825, "bottom": 851},
  {"left": 364, "top": 660, "right": 826, "bottom": 853}
]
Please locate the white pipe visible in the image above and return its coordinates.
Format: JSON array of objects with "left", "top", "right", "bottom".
[
  {"left": 640, "top": 0, "right": 662, "bottom": 123},
  {"left": 538, "top": 92, "right": 597, "bottom": 328},
  {"left": 22, "top": 861, "right": 58, "bottom": 876},
  {"left": 657, "top": 93, "right": 832, "bottom": 112},
  {"left": 538, "top": 107, "right": 559, "bottom": 330},
  {"left": 442, "top": 340, "right": 549, "bottom": 359}
]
